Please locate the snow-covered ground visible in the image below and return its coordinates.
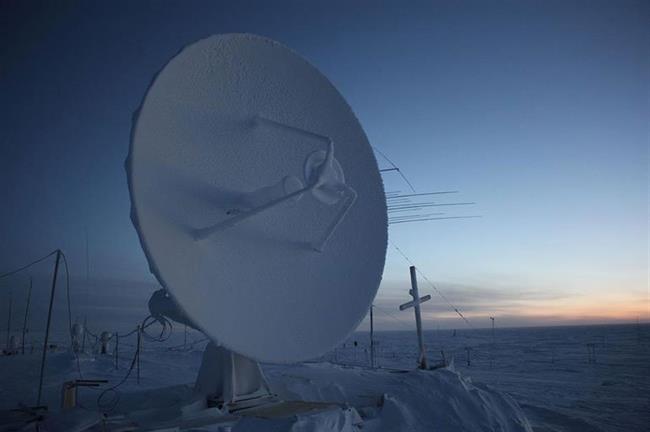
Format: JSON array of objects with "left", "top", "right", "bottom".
[
  {"left": 327, "top": 324, "right": 650, "bottom": 432},
  {"left": 0, "top": 338, "right": 531, "bottom": 431}
]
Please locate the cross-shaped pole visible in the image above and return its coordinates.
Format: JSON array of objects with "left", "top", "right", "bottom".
[{"left": 399, "top": 266, "right": 431, "bottom": 369}]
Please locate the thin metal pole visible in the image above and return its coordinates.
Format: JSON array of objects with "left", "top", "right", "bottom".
[
  {"left": 21, "top": 278, "right": 32, "bottom": 355},
  {"left": 114, "top": 333, "right": 119, "bottom": 370},
  {"left": 491, "top": 317, "right": 495, "bottom": 342},
  {"left": 409, "top": 266, "right": 428, "bottom": 370},
  {"left": 369, "top": 304, "right": 375, "bottom": 368},
  {"left": 490, "top": 316, "right": 495, "bottom": 368},
  {"left": 84, "top": 227, "right": 90, "bottom": 285},
  {"left": 37, "top": 250, "right": 61, "bottom": 406},
  {"left": 184, "top": 324, "right": 187, "bottom": 350},
  {"left": 81, "top": 316, "right": 87, "bottom": 353},
  {"left": 136, "top": 325, "right": 141, "bottom": 384},
  {"left": 6, "top": 289, "right": 12, "bottom": 350}
]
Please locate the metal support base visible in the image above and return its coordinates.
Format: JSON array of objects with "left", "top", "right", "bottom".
[{"left": 195, "top": 342, "right": 273, "bottom": 411}]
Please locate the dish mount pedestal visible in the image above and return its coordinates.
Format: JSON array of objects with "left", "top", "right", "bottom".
[
  {"left": 149, "top": 289, "right": 273, "bottom": 409},
  {"left": 195, "top": 342, "right": 273, "bottom": 410}
]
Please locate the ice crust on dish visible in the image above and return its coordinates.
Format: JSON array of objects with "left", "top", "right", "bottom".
[{"left": 127, "top": 33, "right": 387, "bottom": 363}]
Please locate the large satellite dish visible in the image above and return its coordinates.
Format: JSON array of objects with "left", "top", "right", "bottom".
[{"left": 127, "top": 34, "right": 387, "bottom": 363}]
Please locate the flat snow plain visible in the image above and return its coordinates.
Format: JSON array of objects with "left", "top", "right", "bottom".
[
  {"left": 329, "top": 324, "right": 650, "bottom": 432},
  {"left": 0, "top": 285, "right": 647, "bottom": 432},
  {"left": 0, "top": 339, "right": 531, "bottom": 431}
]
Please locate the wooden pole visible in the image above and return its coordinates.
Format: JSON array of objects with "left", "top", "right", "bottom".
[
  {"left": 21, "top": 278, "right": 32, "bottom": 355},
  {"left": 37, "top": 250, "right": 61, "bottom": 406},
  {"left": 409, "top": 266, "right": 428, "bottom": 370}
]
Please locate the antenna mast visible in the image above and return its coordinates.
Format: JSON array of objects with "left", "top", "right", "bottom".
[
  {"left": 37, "top": 250, "right": 61, "bottom": 406},
  {"left": 21, "top": 278, "right": 32, "bottom": 355}
]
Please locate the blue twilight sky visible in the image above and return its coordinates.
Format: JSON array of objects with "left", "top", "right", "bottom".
[{"left": 1, "top": 0, "right": 648, "bottom": 330}]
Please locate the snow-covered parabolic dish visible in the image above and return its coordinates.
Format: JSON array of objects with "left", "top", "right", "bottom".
[{"left": 127, "top": 33, "right": 388, "bottom": 364}]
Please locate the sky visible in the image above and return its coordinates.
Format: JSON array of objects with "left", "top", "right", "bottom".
[{"left": 1, "top": 0, "right": 648, "bottom": 331}]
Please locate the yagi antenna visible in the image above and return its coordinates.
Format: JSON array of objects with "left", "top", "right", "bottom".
[
  {"left": 389, "top": 215, "right": 482, "bottom": 225},
  {"left": 373, "top": 146, "right": 416, "bottom": 193},
  {"left": 127, "top": 34, "right": 387, "bottom": 363},
  {"left": 389, "top": 212, "right": 445, "bottom": 220},
  {"left": 388, "top": 202, "right": 476, "bottom": 211},
  {"left": 386, "top": 191, "right": 459, "bottom": 199}
]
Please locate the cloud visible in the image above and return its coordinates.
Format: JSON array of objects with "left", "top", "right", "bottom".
[
  {"left": 375, "top": 279, "right": 570, "bottom": 312},
  {"left": 367, "top": 279, "right": 646, "bottom": 330}
]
